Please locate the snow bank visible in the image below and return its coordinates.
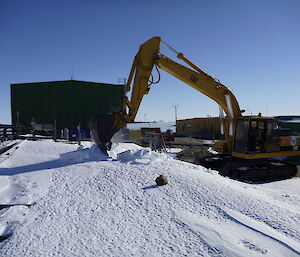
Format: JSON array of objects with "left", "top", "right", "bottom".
[
  {"left": 116, "top": 148, "right": 173, "bottom": 163},
  {"left": 0, "top": 140, "right": 299, "bottom": 256},
  {"left": 59, "top": 144, "right": 109, "bottom": 163}
]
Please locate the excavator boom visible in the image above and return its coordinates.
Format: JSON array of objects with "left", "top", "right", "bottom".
[
  {"left": 90, "top": 37, "right": 161, "bottom": 153},
  {"left": 90, "top": 37, "right": 242, "bottom": 154}
]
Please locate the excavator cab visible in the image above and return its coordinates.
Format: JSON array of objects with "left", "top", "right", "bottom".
[{"left": 233, "top": 118, "right": 280, "bottom": 155}]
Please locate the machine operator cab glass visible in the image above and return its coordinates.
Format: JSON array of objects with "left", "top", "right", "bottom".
[{"left": 233, "top": 118, "right": 280, "bottom": 154}]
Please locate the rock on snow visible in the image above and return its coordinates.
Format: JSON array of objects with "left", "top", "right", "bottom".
[{"left": 0, "top": 140, "right": 299, "bottom": 256}]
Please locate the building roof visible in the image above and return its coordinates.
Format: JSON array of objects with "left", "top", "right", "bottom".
[{"left": 11, "top": 80, "right": 124, "bottom": 87}]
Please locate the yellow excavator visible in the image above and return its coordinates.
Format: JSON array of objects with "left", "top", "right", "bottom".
[{"left": 90, "top": 37, "right": 300, "bottom": 181}]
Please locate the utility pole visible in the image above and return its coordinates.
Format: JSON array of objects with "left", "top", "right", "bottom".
[
  {"left": 118, "top": 78, "right": 127, "bottom": 85},
  {"left": 70, "top": 66, "right": 74, "bottom": 80},
  {"left": 77, "top": 123, "right": 81, "bottom": 146},
  {"left": 173, "top": 105, "right": 178, "bottom": 122},
  {"left": 54, "top": 120, "right": 57, "bottom": 142}
]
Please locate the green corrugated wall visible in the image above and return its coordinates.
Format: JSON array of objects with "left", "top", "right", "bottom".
[{"left": 11, "top": 80, "right": 124, "bottom": 128}]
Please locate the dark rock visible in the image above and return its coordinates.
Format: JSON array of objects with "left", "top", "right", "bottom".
[{"left": 155, "top": 175, "right": 168, "bottom": 186}]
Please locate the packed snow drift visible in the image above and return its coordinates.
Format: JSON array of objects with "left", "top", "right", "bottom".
[{"left": 0, "top": 140, "right": 299, "bottom": 256}]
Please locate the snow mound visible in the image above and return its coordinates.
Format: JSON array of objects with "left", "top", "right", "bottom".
[
  {"left": 116, "top": 148, "right": 173, "bottom": 163},
  {"left": 58, "top": 143, "right": 171, "bottom": 164},
  {"left": 0, "top": 140, "right": 300, "bottom": 257},
  {"left": 59, "top": 144, "right": 109, "bottom": 162}
]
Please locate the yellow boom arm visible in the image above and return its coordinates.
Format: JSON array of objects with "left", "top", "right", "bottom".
[
  {"left": 115, "top": 37, "right": 242, "bottom": 151},
  {"left": 91, "top": 37, "right": 242, "bottom": 153}
]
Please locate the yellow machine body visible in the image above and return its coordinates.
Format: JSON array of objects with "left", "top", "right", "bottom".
[{"left": 91, "top": 37, "right": 300, "bottom": 165}]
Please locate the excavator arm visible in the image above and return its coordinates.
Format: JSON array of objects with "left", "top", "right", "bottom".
[{"left": 90, "top": 37, "right": 242, "bottom": 154}]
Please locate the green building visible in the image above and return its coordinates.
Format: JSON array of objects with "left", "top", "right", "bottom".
[{"left": 11, "top": 80, "right": 124, "bottom": 130}]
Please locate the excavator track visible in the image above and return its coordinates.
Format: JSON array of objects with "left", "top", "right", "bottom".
[
  {"left": 195, "top": 155, "right": 297, "bottom": 182},
  {"left": 219, "top": 159, "right": 297, "bottom": 181}
]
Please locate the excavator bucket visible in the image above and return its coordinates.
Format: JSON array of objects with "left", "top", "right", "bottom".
[{"left": 89, "top": 114, "right": 121, "bottom": 155}]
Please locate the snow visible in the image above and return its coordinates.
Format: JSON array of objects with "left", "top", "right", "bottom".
[{"left": 0, "top": 140, "right": 300, "bottom": 256}]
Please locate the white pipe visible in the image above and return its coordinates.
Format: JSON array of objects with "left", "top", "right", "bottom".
[
  {"left": 225, "top": 94, "right": 234, "bottom": 118},
  {"left": 229, "top": 121, "right": 233, "bottom": 136},
  {"left": 225, "top": 95, "right": 234, "bottom": 136},
  {"left": 219, "top": 105, "right": 224, "bottom": 135}
]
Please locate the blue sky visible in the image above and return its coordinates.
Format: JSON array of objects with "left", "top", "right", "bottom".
[{"left": 1, "top": 0, "right": 299, "bottom": 123}]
